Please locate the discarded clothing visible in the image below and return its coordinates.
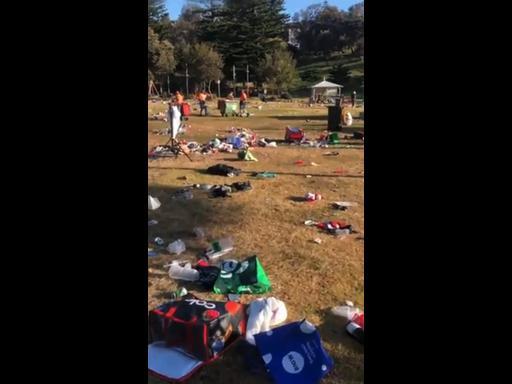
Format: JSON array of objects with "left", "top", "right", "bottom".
[
  {"left": 230, "top": 181, "right": 252, "bottom": 191},
  {"left": 206, "top": 164, "right": 241, "bottom": 177},
  {"left": 210, "top": 185, "right": 232, "bottom": 198},
  {"left": 246, "top": 297, "right": 288, "bottom": 346}
]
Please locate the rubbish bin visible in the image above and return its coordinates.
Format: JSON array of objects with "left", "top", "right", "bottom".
[
  {"left": 218, "top": 99, "right": 239, "bottom": 116},
  {"left": 328, "top": 105, "right": 342, "bottom": 131}
]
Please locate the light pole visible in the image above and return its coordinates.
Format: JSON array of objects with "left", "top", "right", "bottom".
[
  {"left": 185, "top": 64, "right": 189, "bottom": 98},
  {"left": 217, "top": 79, "right": 221, "bottom": 98},
  {"left": 246, "top": 64, "right": 249, "bottom": 94},
  {"left": 232, "top": 65, "right": 236, "bottom": 95}
]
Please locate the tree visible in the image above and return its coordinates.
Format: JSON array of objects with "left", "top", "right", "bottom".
[
  {"left": 257, "top": 47, "right": 299, "bottom": 95},
  {"left": 197, "top": 0, "right": 289, "bottom": 79},
  {"left": 182, "top": 43, "right": 224, "bottom": 92},
  {"left": 155, "top": 40, "right": 177, "bottom": 75},
  {"left": 148, "top": 0, "right": 168, "bottom": 26},
  {"left": 329, "top": 63, "right": 351, "bottom": 86},
  {"left": 148, "top": 27, "right": 176, "bottom": 81}
]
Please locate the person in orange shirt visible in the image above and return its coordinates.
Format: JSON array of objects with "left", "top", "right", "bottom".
[
  {"left": 175, "top": 91, "right": 184, "bottom": 105},
  {"left": 197, "top": 90, "right": 208, "bottom": 116},
  {"left": 239, "top": 90, "right": 248, "bottom": 115}
]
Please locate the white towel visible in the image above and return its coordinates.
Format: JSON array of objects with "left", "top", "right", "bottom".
[{"left": 245, "top": 297, "right": 287, "bottom": 345}]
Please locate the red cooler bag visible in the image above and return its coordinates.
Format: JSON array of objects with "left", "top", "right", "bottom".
[{"left": 148, "top": 295, "right": 247, "bottom": 382}]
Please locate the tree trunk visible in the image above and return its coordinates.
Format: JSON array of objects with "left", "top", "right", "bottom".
[{"left": 208, "top": 80, "right": 212, "bottom": 93}]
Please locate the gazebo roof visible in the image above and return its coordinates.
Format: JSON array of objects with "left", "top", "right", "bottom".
[{"left": 310, "top": 78, "right": 343, "bottom": 88}]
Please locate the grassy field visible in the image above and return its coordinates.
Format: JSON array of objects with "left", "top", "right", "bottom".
[{"left": 148, "top": 98, "right": 364, "bottom": 384}]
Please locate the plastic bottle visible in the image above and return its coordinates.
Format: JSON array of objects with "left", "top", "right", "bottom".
[
  {"left": 206, "top": 237, "right": 234, "bottom": 260},
  {"left": 168, "top": 261, "right": 199, "bottom": 281},
  {"left": 331, "top": 305, "right": 361, "bottom": 320},
  {"left": 167, "top": 239, "right": 186, "bottom": 255}
]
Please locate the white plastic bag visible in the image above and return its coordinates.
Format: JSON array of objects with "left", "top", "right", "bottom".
[{"left": 148, "top": 195, "right": 161, "bottom": 210}]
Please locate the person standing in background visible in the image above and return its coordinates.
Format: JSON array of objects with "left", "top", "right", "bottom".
[
  {"left": 239, "top": 89, "right": 248, "bottom": 116},
  {"left": 351, "top": 91, "right": 356, "bottom": 107},
  {"left": 197, "top": 90, "right": 208, "bottom": 116}
]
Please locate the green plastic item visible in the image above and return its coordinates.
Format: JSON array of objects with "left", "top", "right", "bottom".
[
  {"left": 254, "top": 171, "right": 277, "bottom": 178},
  {"left": 328, "top": 132, "right": 341, "bottom": 144},
  {"left": 213, "top": 255, "right": 271, "bottom": 294},
  {"left": 238, "top": 150, "right": 258, "bottom": 161}
]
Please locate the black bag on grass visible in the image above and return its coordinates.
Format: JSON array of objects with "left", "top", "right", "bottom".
[
  {"left": 195, "top": 265, "right": 221, "bottom": 289},
  {"left": 206, "top": 164, "right": 241, "bottom": 177}
]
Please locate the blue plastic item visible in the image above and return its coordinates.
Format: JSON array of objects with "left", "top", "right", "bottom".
[{"left": 254, "top": 320, "right": 333, "bottom": 384}]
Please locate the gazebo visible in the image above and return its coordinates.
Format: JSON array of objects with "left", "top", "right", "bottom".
[{"left": 310, "top": 77, "right": 343, "bottom": 101}]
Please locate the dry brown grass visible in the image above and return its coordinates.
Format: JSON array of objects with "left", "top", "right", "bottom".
[{"left": 148, "top": 99, "right": 364, "bottom": 384}]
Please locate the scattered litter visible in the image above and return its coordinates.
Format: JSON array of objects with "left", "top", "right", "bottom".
[
  {"left": 194, "top": 263, "right": 221, "bottom": 290},
  {"left": 228, "top": 293, "right": 241, "bottom": 302},
  {"left": 148, "top": 219, "right": 159, "bottom": 226},
  {"left": 304, "top": 220, "right": 317, "bottom": 226},
  {"left": 246, "top": 297, "right": 287, "bottom": 345},
  {"left": 315, "top": 220, "right": 355, "bottom": 235},
  {"left": 195, "top": 184, "right": 213, "bottom": 191},
  {"left": 148, "top": 248, "right": 158, "bottom": 257},
  {"left": 214, "top": 255, "right": 271, "bottom": 294},
  {"left": 177, "top": 176, "right": 188, "bottom": 181},
  {"left": 207, "top": 164, "right": 241, "bottom": 177},
  {"left": 313, "top": 238, "right": 322, "bottom": 244},
  {"left": 305, "top": 192, "right": 322, "bottom": 202},
  {"left": 295, "top": 160, "right": 305, "bottom": 165},
  {"left": 154, "top": 237, "right": 165, "bottom": 246},
  {"left": 285, "top": 126, "right": 305, "bottom": 142},
  {"left": 267, "top": 141, "right": 277, "bottom": 147},
  {"left": 253, "top": 171, "right": 277, "bottom": 178},
  {"left": 205, "top": 237, "right": 234, "bottom": 261},
  {"left": 167, "top": 260, "right": 199, "bottom": 281},
  {"left": 148, "top": 195, "right": 161, "bottom": 210},
  {"left": 148, "top": 295, "right": 246, "bottom": 382},
  {"left": 310, "top": 162, "right": 320, "bottom": 166},
  {"left": 193, "top": 227, "right": 206, "bottom": 239},
  {"left": 167, "top": 239, "right": 186, "bottom": 255},
  {"left": 306, "top": 175, "right": 312, "bottom": 178},
  {"left": 346, "top": 313, "right": 364, "bottom": 343},
  {"left": 331, "top": 305, "right": 361, "bottom": 320},
  {"left": 169, "top": 287, "right": 188, "bottom": 300},
  {"left": 253, "top": 320, "right": 333, "bottom": 384},
  {"left": 230, "top": 181, "right": 252, "bottom": 191},
  {"left": 333, "top": 201, "right": 357, "bottom": 210},
  {"left": 238, "top": 149, "right": 258, "bottom": 161},
  {"left": 171, "top": 189, "right": 194, "bottom": 200},
  {"left": 210, "top": 185, "right": 232, "bottom": 198},
  {"left": 345, "top": 300, "right": 354, "bottom": 307},
  {"left": 323, "top": 151, "right": 340, "bottom": 156}
]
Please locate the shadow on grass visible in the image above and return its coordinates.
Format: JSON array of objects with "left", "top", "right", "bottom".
[
  {"left": 316, "top": 309, "right": 364, "bottom": 382},
  {"left": 149, "top": 166, "right": 364, "bottom": 179},
  {"left": 273, "top": 115, "right": 328, "bottom": 121},
  {"left": 288, "top": 196, "right": 307, "bottom": 202},
  {"left": 148, "top": 184, "right": 246, "bottom": 258}
]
